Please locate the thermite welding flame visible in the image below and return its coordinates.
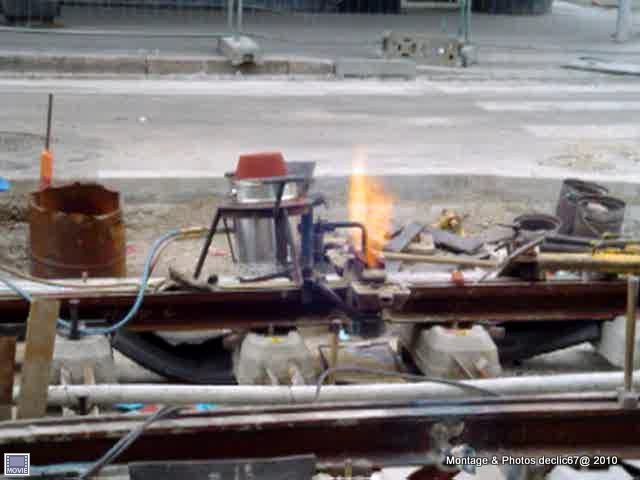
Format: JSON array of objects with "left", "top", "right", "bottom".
[{"left": 348, "top": 147, "right": 393, "bottom": 267}]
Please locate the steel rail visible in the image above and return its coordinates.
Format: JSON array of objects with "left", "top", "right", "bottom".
[
  {"left": 0, "top": 279, "right": 628, "bottom": 332},
  {"left": 1, "top": 394, "right": 638, "bottom": 466}
]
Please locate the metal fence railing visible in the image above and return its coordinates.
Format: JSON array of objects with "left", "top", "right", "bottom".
[{"left": 0, "top": 0, "right": 468, "bottom": 59}]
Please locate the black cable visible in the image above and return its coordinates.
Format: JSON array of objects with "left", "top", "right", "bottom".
[
  {"left": 78, "top": 405, "right": 181, "bottom": 479},
  {"left": 313, "top": 366, "right": 500, "bottom": 402}
]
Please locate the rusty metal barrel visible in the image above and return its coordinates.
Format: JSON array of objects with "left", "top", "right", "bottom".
[{"left": 29, "top": 183, "right": 126, "bottom": 278}]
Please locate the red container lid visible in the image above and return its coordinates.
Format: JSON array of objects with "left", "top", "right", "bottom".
[{"left": 235, "top": 152, "right": 287, "bottom": 180}]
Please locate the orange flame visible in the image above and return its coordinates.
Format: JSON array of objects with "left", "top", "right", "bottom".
[{"left": 348, "top": 147, "right": 393, "bottom": 267}]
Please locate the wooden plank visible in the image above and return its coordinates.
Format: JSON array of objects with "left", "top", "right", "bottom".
[
  {"left": 0, "top": 336, "right": 16, "bottom": 421},
  {"left": 380, "top": 251, "right": 497, "bottom": 268},
  {"left": 17, "top": 298, "right": 60, "bottom": 419}
]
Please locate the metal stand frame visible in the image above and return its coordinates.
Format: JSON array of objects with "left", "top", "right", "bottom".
[{"left": 194, "top": 176, "right": 312, "bottom": 284}]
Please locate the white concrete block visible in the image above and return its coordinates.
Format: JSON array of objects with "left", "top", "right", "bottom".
[
  {"left": 234, "top": 332, "right": 315, "bottom": 385},
  {"left": 400, "top": 325, "right": 501, "bottom": 379},
  {"left": 598, "top": 315, "right": 640, "bottom": 368},
  {"left": 218, "top": 36, "right": 262, "bottom": 67},
  {"left": 51, "top": 335, "right": 116, "bottom": 384}
]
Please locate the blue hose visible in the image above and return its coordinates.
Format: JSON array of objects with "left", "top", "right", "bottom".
[{"left": 0, "top": 229, "right": 181, "bottom": 336}]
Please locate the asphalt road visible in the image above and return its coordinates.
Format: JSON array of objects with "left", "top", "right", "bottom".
[{"left": 1, "top": 76, "right": 639, "bottom": 186}]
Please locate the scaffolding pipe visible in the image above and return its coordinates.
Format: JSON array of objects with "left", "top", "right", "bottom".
[
  {"left": 615, "top": 0, "right": 633, "bottom": 43},
  {"left": 31, "top": 370, "right": 640, "bottom": 407}
]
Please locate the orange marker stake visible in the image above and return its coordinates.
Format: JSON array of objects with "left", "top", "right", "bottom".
[
  {"left": 39, "top": 94, "right": 54, "bottom": 191},
  {"left": 40, "top": 149, "right": 53, "bottom": 191}
]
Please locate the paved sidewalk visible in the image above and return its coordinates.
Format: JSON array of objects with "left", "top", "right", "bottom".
[{"left": 0, "top": 1, "right": 638, "bottom": 69}]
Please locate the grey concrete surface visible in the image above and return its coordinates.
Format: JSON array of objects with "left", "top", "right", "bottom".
[
  {"left": 1, "top": 76, "right": 640, "bottom": 205},
  {"left": 336, "top": 57, "right": 416, "bottom": 78},
  {"left": 0, "top": 1, "right": 638, "bottom": 71}
]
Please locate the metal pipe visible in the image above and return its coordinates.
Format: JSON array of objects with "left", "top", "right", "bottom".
[
  {"left": 321, "top": 221, "right": 368, "bottom": 257},
  {"left": 32, "top": 371, "right": 640, "bottom": 407},
  {"left": 615, "top": 0, "right": 633, "bottom": 42},
  {"left": 536, "top": 252, "right": 640, "bottom": 274},
  {"left": 237, "top": 0, "right": 243, "bottom": 34},
  {"left": 227, "top": 0, "right": 234, "bottom": 35},
  {"left": 45, "top": 93, "right": 53, "bottom": 150},
  {"left": 625, "top": 276, "right": 638, "bottom": 392}
]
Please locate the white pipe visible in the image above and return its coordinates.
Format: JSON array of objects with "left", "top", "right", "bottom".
[{"left": 32, "top": 370, "right": 640, "bottom": 407}]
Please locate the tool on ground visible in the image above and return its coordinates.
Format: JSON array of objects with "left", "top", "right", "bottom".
[
  {"left": 380, "top": 251, "right": 497, "bottom": 269},
  {"left": 39, "top": 93, "right": 54, "bottom": 191},
  {"left": 433, "top": 210, "right": 466, "bottom": 236}
]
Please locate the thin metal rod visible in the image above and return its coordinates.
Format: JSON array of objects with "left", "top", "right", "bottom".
[
  {"left": 194, "top": 211, "right": 221, "bottom": 279},
  {"left": 227, "top": 0, "right": 234, "bottom": 34},
  {"left": 222, "top": 217, "right": 236, "bottom": 263},
  {"left": 465, "top": 0, "right": 472, "bottom": 43},
  {"left": 615, "top": 0, "right": 633, "bottom": 43},
  {"left": 237, "top": 0, "right": 243, "bottom": 34},
  {"left": 625, "top": 276, "right": 638, "bottom": 392},
  {"left": 45, "top": 93, "right": 53, "bottom": 150}
]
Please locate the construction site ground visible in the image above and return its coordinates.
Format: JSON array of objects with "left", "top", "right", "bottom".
[
  {"left": 0, "top": 189, "right": 625, "bottom": 480},
  {"left": 0, "top": 189, "right": 622, "bottom": 379}
]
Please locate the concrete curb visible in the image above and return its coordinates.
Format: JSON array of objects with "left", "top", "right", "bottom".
[
  {"left": 0, "top": 52, "right": 336, "bottom": 76},
  {"left": 0, "top": 52, "right": 604, "bottom": 81},
  {"left": 6, "top": 174, "right": 640, "bottom": 208}
]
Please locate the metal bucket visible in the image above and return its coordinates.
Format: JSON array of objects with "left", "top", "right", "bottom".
[
  {"left": 232, "top": 179, "right": 297, "bottom": 204},
  {"left": 514, "top": 213, "right": 561, "bottom": 242},
  {"left": 514, "top": 213, "right": 561, "bottom": 234},
  {"left": 227, "top": 163, "right": 316, "bottom": 265},
  {"left": 29, "top": 183, "right": 126, "bottom": 278},
  {"left": 573, "top": 195, "right": 626, "bottom": 238},
  {"left": 228, "top": 179, "right": 296, "bottom": 265},
  {"left": 555, "top": 179, "right": 608, "bottom": 235}
]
